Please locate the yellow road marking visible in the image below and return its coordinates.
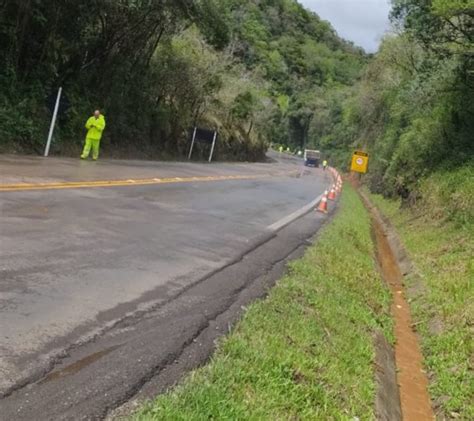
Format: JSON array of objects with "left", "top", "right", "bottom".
[{"left": 0, "top": 172, "right": 296, "bottom": 192}]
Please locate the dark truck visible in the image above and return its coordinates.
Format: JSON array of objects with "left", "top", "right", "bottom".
[{"left": 304, "top": 149, "right": 321, "bottom": 167}]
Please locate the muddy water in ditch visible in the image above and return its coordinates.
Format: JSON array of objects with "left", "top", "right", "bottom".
[{"left": 372, "top": 215, "right": 435, "bottom": 420}]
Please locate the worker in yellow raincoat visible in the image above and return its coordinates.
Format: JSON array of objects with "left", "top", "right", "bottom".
[{"left": 81, "top": 110, "right": 106, "bottom": 160}]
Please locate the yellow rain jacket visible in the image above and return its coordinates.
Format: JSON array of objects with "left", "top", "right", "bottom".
[{"left": 85, "top": 115, "right": 106, "bottom": 140}]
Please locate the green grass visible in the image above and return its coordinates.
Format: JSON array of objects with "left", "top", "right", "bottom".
[
  {"left": 134, "top": 185, "right": 393, "bottom": 420},
  {"left": 417, "top": 164, "right": 474, "bottom": 228},
  {"left": 369, "top": 191, "right": 474, "bottom": 419}
]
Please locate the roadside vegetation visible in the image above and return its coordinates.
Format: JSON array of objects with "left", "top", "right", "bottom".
[
  {"left": 369, "top": 167, "right": 474, "bottom": 419},
  {"left": 0, "top": 1, "right": 472, "bottom": 198},
  {"left": 0, "top": 0, "right": 364, "bottom": 160},
  {"left": 133, "top": 186, "right": 393, "bottom": 420},
  {"left": 308, "top": 0, "right": 473, "bottom": 203}
]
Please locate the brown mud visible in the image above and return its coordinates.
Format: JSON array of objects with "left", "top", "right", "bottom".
[{"left": 359, "top": 189, "right": 435, "bottom": 421}]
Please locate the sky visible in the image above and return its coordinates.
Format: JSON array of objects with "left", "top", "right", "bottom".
[{"left": 299, "top": 0, "right": 392, "bottom": 52}]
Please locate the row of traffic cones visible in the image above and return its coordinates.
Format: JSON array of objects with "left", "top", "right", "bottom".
[{"left": 317, "top": 170, "right": 343, "bottom": 214}]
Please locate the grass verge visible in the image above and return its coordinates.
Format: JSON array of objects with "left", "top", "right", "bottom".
[
  {"left": 134, "top": 185, "right": 393, "bottom": 420},
  {"left": 369, "top": 191, "right": 473, "bottom": 419}
]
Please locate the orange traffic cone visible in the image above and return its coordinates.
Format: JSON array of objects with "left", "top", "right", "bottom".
[
  {"left": 317, "top": 196, "right": 328, "bottom": 213},
  {"left": 328, "top": 188, "right": 336, "bottom": 201}
]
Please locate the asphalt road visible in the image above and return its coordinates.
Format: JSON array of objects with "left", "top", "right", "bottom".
[{"left": 0, "top": 153, "right": 334, "bottom": 420}]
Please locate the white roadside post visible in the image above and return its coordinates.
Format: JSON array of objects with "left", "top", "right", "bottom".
[
  {"left": 208, "top": 131, "right": 217, "bottom": 163},
  {"left": 188, "top": 127, "right": 197, "bottom": 160},
  {"left": 44, "top": 86, "right": 62, "bottom": 157}
]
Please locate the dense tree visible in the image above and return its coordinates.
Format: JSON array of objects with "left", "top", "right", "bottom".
[
  {"left": 315, "top": 0, "right": 473, "bottom": 200},
  {"left": 0, "top": 0, "right": 364, "bottom": 160},
  {"left": 2, "top": 0, "right": 469, "bottom": 204}
]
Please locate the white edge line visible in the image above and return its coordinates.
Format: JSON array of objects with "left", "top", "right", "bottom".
[
  {"left": 268, "top": 168, "right": 340, "bottom": 233},
  {"left": 267, "top": 192, "right": 325, "bottom": 232}
]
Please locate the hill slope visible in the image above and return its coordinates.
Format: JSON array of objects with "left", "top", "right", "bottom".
[{"left": 0, "top": 0, "right": 365, "bottom": 160}]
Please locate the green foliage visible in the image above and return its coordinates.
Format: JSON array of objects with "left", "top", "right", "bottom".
[
  {"left": 231, "top": 91, "right": 256, "bottom": 120},
  {"left": 2, "top": 0, "right": 468, "bottom": 197},
  {"left": 0, "top": 0, "right": 365, "bottom": 160},
  {"left": 418, "top": 164, "right": 474, "bottom": 227},
  {"left": 433, "top": 0, "right": 474, "bottom": 15},
  {"left": 392, "top": 0, "right": 474, "bottom": 56},
  {"left": 195, "top": 0, "right": 231, "bottom": 49},
  {"left": 319, "top": 1, "right": 473, "bottom": 200}
]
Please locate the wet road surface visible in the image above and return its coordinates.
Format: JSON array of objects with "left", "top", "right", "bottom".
[{"left": 0, "top": 153, "right": 333, "bottom": 419}]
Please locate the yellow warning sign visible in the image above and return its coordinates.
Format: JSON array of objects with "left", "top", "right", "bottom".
[{"left": 351, "top": 151, "right": 369, "bottom": 174}]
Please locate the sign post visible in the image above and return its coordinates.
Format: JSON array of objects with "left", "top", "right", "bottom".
[
  {"left": 44, "top": 86, "right": 62, "bottom": 157},
  {"left": 351, "top": 150, "right": 369, "bottom": 174},
  {"left": 188, "top": 127, "right": 197, "bottom": 160},
  {"left": 187, "top": 127, "right": 218, "bottom": 163},
  {"left": 208, "top": 131, "right": 217, "bottom": 163}
]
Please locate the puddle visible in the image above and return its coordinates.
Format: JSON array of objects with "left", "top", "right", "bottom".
[
  {"left": 39, "top": 345, "right": 120, "bottom": 384},
  {"left": 371, "top": 211, "right": 434, "bottom": 420}
]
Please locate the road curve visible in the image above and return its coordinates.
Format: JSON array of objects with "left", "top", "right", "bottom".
[{"left": 0, "top": 153, "right": 334, "bottom": 419}]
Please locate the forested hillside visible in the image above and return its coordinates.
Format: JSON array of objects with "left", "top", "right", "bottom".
[
  {"left": 310, "top": 0, "right": 473, "bottom": 220},
  {"left": 1, "top": 0, "right": 472, "bottom": 211},
  {"left": 0, "top": 0, "right": 365, "bottom": 160}
]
